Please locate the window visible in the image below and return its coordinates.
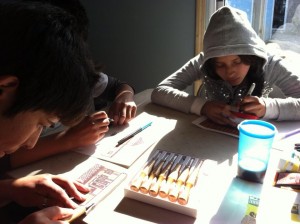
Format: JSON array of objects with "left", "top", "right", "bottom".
[{"left": 223, "top": 0, "right": 300, "bottom": 54}]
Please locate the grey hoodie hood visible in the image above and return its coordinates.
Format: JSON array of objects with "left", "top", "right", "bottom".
[{"left": 202, "top": 6, "right": 268, "bottom": 66}]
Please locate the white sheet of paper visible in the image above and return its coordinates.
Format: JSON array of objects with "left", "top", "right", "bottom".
[{"left": 74, "top": 112, "right": 177, "bottom": 168}]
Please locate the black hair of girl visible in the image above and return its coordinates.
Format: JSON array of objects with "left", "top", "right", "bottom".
[
  {"left": 239, "top": 55, "right": 265, "bottom": 97},
  {"left": 204, "top": 55, "right": 265, "bottom": 97}
]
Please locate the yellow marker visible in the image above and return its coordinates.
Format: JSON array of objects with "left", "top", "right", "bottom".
[
  {"left": 178, "top": 160, "right": 203, "bottom": 205},
  {"left": 149, "top": 155, "right": 176, "bottom": 197},
  {"left": 160, "top": 159, "right": 182, "bottom": 199},
  {"left": 130, "top": 152, "right": 160, "bottom": 192},
  {"left": 168, "top": 159, "right": 194, "bottom": 202},
  {"left": 140, "top": 155, "right": 167, "bottom": 194}
]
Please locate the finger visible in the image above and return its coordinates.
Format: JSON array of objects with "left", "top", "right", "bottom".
[
  {"left": 112, "top": 114, "right": 120, "bottom": 125},
  {"left": 241, "top": 96, "right": 258, "bottom": 106},
  {"left": 72, "top": 180, "right": 90, "bottom": 193},
  {"left": 23, "top": 206, "right": 73, "bottom": 223},
  {"left": 215, "top": 113, "right": 235, "bottom": 126},
  {"left": 44, "top": 206, "right": 74, "bottom": 221},
  {"left": 120, "top": 107, "right": 131, "bottom": 124},
  {"left": 131, "top": 106, "right": 137, "bottom": 119},
  {"left": 90, "top": 111, "right": 107, "bottom": 121},
  {"left": 47, "top": 177, "right": 85, "bottom": 208},
  {"left": 240, "top": 102, "right": 258, "bottom": 114},
  {"left": 95, "top": 118, "right": 110, "bottom": 127},
  {"left": 125, "top": 106, "right": 136, "bottom": 122},
  {"left": 52, "top": 176, "right": 88, "bottom": 200},
  {"left": 118, "top": 110, "right": 127, "bottom": 125}
]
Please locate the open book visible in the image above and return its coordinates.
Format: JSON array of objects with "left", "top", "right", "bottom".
[{"left": 192, "top": 116, "right": 239, "bottom": 138}]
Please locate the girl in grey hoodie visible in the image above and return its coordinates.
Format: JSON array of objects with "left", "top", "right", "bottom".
[{"left": 151, "top": 6, "right": 300, "bottom": 127}]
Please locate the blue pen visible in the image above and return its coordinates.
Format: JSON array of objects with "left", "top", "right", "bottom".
[{"left": 117, "top": 122, "right": 153, "bottom": 146}]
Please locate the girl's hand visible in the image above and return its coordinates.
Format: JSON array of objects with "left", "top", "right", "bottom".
[
  {"left": 201, "top": 101, "right": 237, "bottom": 127},
  {"left": 239, "top": 96, "right": 266, "bottom": 118}
]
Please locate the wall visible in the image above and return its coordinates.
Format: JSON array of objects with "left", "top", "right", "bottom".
[{"left": 81, "top": 0, "right": 196, "bottom": 93}]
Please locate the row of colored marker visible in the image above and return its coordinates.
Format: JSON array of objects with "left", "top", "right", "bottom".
[{"left": 130, "top": 150, "right": 203, "bottom": 205}]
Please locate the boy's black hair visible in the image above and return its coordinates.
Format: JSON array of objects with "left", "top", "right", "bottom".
[
  {"left": 0, "top": 1, "right": 98, "bottom": 125},
  {"left": 18, "top": 0, "right": 89, "bottom": 41}
]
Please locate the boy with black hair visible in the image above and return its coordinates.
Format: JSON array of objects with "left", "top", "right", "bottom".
[
  {"left": 3, "top": 0, "right": 137, "bottom": 170},
  {"left": 0, "top": 1, "right": 99, "bottom": 223}
]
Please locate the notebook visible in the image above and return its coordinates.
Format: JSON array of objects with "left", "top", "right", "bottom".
[{"left": 192, "top": 116, "right": 239, "bottom": 138}]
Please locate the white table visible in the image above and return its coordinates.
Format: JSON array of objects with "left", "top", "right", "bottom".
[{"left": 5, "top": 89, "right": 299, "bottom": 224}]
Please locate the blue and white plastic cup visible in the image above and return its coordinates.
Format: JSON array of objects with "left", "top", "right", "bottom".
[{"left": 237, "top": 120, "right": 277, "bottom": 183}]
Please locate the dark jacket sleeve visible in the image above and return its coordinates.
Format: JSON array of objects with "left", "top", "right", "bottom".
[{"left": 94, "top": 75, "right": 134, "bottom": 110}]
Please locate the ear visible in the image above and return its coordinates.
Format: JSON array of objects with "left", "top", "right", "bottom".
[{"left": 0, "top": 75, "right": 19, "bottom": 98}]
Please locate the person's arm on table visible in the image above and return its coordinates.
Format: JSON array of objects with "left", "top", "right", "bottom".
[
  {"left": 108, "top": 83, "right": 136, "bottom": 125},
  {"left": 93, "top": 73, "right": 137, "bottom": 125},
  {"left": 0, "top": 174, "right": 90, "bottom": 224},
  {"left": 9, "top": 111, "right": 110, "bottom": 169},
  {"left": 7, "top": 81, "right": 136, "bottom": 170},
  {"left": 151, "top": 54, "right": 204, "bottom": 114}
]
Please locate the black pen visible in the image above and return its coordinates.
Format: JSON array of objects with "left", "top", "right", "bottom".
[{"left": 117, "top": 121, "right": 152, "bottom": 146}]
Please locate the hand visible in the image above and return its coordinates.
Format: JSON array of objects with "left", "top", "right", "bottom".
[
  {"left": 239, "top": 96, "right": 266, "bottom": 118},
  {"left": 108, "top": 88, "right": 137, "bottom": 125},
  {"left": 8, "top": 174, "right": 89, "bottom": 209},
  {"left": 201, "top": 101, "right": 237, "bottom": 127},
  {"left": 19, "top": 206, "right": 74, "bottom": 224},
  {"left": 63, "top": 111, "right": 110, "bottom": 148}
]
